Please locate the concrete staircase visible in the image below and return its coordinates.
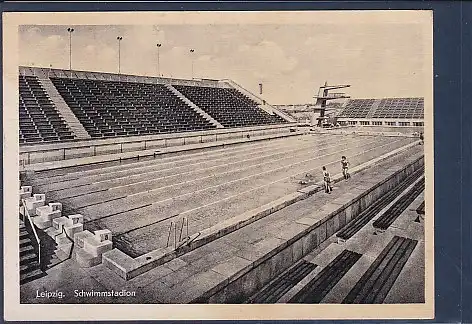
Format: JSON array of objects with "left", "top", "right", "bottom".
[
  {"left": 366, "top": 99, "right": 382, "bottom": 118},
  {"left": 165, "top": 84, "right": 224, "bottom": 129},
  {"left": 38, "top": 77, "right": 91, "bottom": 139},
  {"left": 44, "top": 226, "right": 74, "bottom": 263},
  {"left": 221, "top": 79, "right": 296, "bottom": 123},
  {"left": 19, "top": 219, "right": 44, "bottom": 285}
]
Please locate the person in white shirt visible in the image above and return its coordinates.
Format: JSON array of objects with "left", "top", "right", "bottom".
[{"left": 322, "top": 166, "right": 333, "bottom": 194}]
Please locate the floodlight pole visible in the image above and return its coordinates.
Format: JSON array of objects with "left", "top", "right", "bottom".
[
  {"left": 190, "top": 49, "right": 195, "bottom": 79},
  {"left": 117, "top": 36, "right": 123, "bottom": 75},
  {"left": 67, "top": 28, "right": 74, "bottom": 76},
  {"left": 156, "top": 43, "right": 162, "bottom": 77}
]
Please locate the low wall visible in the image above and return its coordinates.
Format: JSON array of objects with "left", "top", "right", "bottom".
[
  {"left": 311, "top": 125, "right": 422, "bottom": 138},
  {"left": 352, "top": 126, "right": 424, "bottom": 134},
  {"left": 19, "top": 124, "right": 295, "bottom": 165},
  {"left": 194, "top": 155, "right": 424, "bottom": 303}
]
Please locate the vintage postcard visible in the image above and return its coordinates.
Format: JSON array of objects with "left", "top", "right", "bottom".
[{"left": 3, "top": 10, "right": 434, "bottom": 321}]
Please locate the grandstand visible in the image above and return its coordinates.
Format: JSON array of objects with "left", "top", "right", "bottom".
[
  {"left": 19, "top": 66, "right": 291, "bottom": 146},
  {"left": 173, "top": 85, "right": 285, "bottom": 128},
  {"left": 49, "top": 78, "right": 217, "bottom": 137},
  {"left": 18, "top": 66, "right": 426, "bottom": 307},
  {"left": 336, "top": 97, "right": 424, "bottom": 127},
  {"left": 19, "top": 75, "right": 75, "bottom": 144},
  {"left": 338, "top": 99, "right": 376, "bottom": 119}
]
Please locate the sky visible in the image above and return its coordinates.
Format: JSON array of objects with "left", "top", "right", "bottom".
[{"left": 18, "top": 18, "right": 431, "bottom": 105}]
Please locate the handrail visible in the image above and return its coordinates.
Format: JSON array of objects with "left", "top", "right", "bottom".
[
  {"left": 166, "top": 218, "right": 190, "bottom": 249},
  {"left": 21, "top": 199, "right": 41, "bottom": 266},
  {"left": 221, "top": 79, "right": 265, "bottom": 104},
  {"left": 222, "top": 79, "right": 296, "bottom": 122},
  {"left": 61, "top": 226, "right": 75, "bottom": 260}
]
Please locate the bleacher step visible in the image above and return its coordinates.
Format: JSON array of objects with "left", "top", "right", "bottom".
[
  {"left": 74, "top": 248, "right": 102, "bottom": 268},
  {"left": 20, "top": 261, "right": 40, "bottom": 274},
  {"left": 20, "top": 252, "right": 37, "bottom": 265},
  {"left": 38, "top": 77, "right": 90, "bottom": 139},
  {"left": 20, "top": 268, "right": 44, "bottom": 284},
  {"left": 20, "top": 245, "right": 34, "bottom": 256},
  {"left": 372, "top": 177, "right": 425, "bottom": 230},
  {"left": 46, "top": 254, "right": 62, "bottom": 268},
  {"left": 336, "top": 167, "right": 424, "bottom": 240},
  {"left": 20, "top": 230, "right": 29, "bottom": 239},
  {"left": 55, "top": 248, "right": 70, "bottom": 261},
  {"left": 246, "top": 260, "right": 318, "bottom": 303},
  {"left": 288, "top": 250, "right": 362, "bottom": 303},
  {"left": 165, "top": 84, "right": 223, "bottom": 129},
  {"left": 342, "top": 235, "right": 417, "bottom": 304},
  {"left": 19, "top": 237, "right": 32, "bottom": 247}
]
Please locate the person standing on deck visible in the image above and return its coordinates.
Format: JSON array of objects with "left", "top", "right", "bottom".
[
  {"left": 341, "top": 156, "right": 350, "bottom": 179},
  {"left": 419, "top": 132, "right": 424, "bottom": 145},
  {"left": 322, "top": 166, "right": 333, "bottom": 194}
]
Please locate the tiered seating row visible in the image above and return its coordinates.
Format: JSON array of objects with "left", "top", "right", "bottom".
[
  {"left": 174, "top": 85, "right": 285, "bottom": 128},
  {"left": 50, "top": 77, "right": 216, "bottom": 138},
  {"left": 19, "top": 76, "right": 75, "bottom": 144},
  {"left": 342, "top": 236, "right": 418, "bottom": 304},
  {"left": 336, "top": 167, "right": 424, "bottom": 240},
  {"left": 372, "top": 177, "right": 425, "bottom": 230},
  {"left": 338, "top": 99, "right": 376, "bottom": 118},
  {"left": 246, "top": 260, "right": 318, "bottom": 304},
  {"left": 372, "top": 97, "right": 424, "bottom": 119},
  {"left": 288, "top": 250, "right": 362, "bottom": 303},
  {"left": 339, "top": 97, "right": 424, "bottom": 119}
]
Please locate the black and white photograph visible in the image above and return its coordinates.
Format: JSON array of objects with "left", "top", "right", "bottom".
[{"left": 4, "top": 10, "right": 434, "bottom": 321}]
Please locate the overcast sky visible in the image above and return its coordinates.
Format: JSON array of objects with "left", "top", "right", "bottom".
[{"left": 19, "top": 20, "right": 430, "bottom": 104}]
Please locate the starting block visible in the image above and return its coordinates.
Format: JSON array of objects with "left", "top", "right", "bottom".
[
  {"left": 52, "top": 214, "right": 84, "bottom": 238},
  {"left": 24, "top": 194, "right": 46, "bottom": 216},
  {"left": 64, "top": 214, "right": 84, "bottom": 238},
  {"left": 83, "top": 229, "right": 113, "bottom": 257},
  {"left": 94, "top": 229, "right": 112, "bottom": 242},
  {"left": 19, "top": 186, "right": 32, "bottom": 203},
  {"left": 37, "top": 202, "right": 62, "bottom": 221},
  {"left": 33, "top": 202, "right": 62, "bottom": 229},
  {"left": 36, "top": 202, "right": 62, "bottom": 219},
  {"left": 74, "top": 230, "right": 94, "bottom": 248},
  {"left": 75, "top": 229, "right": 113, "bottom": 268},
  {"left": 52, "top": 216, "right": 69, "bottom": 232}
]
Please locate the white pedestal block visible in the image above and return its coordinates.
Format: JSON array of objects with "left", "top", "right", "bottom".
[
  {"left": 94, "top": 229, "right": 112, "bottom": 242},
  {"left": 84, "top": 236, "right": 113, "bottom": 257},
  {"left": 32, "top": 216, "right": 51, "bottom": 229},
  {"left": 65, "top": 223, "right": 84, "bottom": 238},
  {"left": 74, "top": 230, "right": 94, "bottom": 248},
  {"left": 19, "top": 186, "right": 32, "bottom": 202},
  {"left": 68, "top": 214, "right": 84, "bottom": 225},
  {"left": 36, "top": 203, "right": 62, "bottom": 220},
  {"left": 75, "top": 249, "right": 102, "bottom": 268},
  {"left": 19, "top": 191, "right": 32, "bottom": 202},
  {"left": 25, "top": 194, "right": 45, "bottom": 216},
  {"left": 53, "top": 216, "right": 69, "bottom": 232}
]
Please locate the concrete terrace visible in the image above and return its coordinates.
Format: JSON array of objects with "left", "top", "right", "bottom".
[
  {"left": 26, "top": 133, "right": 418, "bottom": 258},
  {"left": 20, "top": 140, "right": 424, "bottom": 304},
  {"left": 277, "top": 177, "right": 425, "bottom": 304}
]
